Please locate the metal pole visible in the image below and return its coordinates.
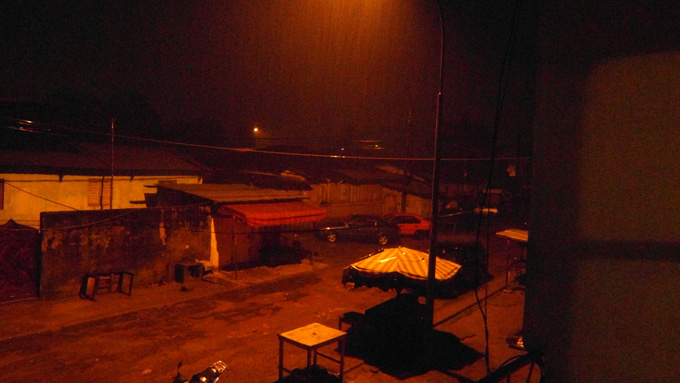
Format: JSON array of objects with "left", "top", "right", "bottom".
[
  {"left": 232, "top": 220, "right": 238, "bottom": 280},
  {"left": 110, "top": 118, "right": 115, "bottom": 209},
  {"left": 425, "top": 0, "right": 446, "bottom": 329}
]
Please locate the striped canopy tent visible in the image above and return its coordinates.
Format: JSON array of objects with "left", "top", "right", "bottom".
[{"left": 342, "top": 247, "right": 461, "bottom": 295}]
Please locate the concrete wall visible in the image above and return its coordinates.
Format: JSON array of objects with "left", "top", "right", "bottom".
[
  {"left": 381, "top": 188, "right": 432, "bottom": 218},
  {"left": 213, "top": 215, "right": 261, "bottom": 268},
  {"left": 307, "top": 182, "right": 385, "bottom": 218},
  {"left": 525, "top": 1, "right": 680, "bottom": 381},
  {"left": 1, "top": 174, "right": 201, "bottom": 228},
  {"left": 40, "top": 207, "right": 211, "bottom": 299},
  {"left": 211, "top": 215, "right": 318, "bottom": 269}
]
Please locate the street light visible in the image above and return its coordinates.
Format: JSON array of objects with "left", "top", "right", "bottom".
[{"left": 252, "top": 125, "right": 261, "bottom": 148}]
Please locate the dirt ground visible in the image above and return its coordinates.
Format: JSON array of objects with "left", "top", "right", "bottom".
[{"left": 0, "top": 229, "right": 537, "bottom": 383}]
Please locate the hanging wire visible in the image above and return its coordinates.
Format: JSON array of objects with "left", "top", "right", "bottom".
[
  {"left": 5, "top": 182, "right": 80, "bottom": 211},
  {"left": 472, "top": 0, "right": 525, "bottom": 373},
  {"left": 0, "top": 118, "right": 530, "bottom": 163}
]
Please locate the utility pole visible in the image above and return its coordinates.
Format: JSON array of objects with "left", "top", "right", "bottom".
[
  {"left": 425, "top": 0, "right": 445, "bottom": 330},
  {"left": 110, "top": 118, "right": 115, "bottom": 209}
]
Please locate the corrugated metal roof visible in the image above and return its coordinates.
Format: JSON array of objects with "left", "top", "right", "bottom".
[
  {"left": 334, "top": 167, "right": 405, "bottom": 183},
  {"left": 79, "top": 143, "right": 204, "bottom": 173},
  {"left": 158, "top": 183, "right": 308, "bottom": 203},
  {"left": 0, "top": 143, "right": 204, "bottom": 176}
]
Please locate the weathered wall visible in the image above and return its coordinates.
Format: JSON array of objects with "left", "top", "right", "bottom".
[
  {"left": 381, "top": 188, "right": 430, "bottom": 218},
  {"left": 1, "top": 174, "right": 201, "bottom": 228},
  {"left": 308, "top": 182, "right": 386, "bottom": 218},
  {"left": 213, "top": 215, "right": 260, "bottom": 268},
  {"left": 525, "top": 1, "right": 680, "bottom": 381},
  {"left": 212, "top": 214, "right": 319, "bottom": 269},
  {"left": 40, "top": 207, "right": 211, "bottom": 299}
]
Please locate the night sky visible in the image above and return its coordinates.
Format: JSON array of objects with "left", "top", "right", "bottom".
[{"left": 1, "top": 0, "right": 536, "bottom": 156}]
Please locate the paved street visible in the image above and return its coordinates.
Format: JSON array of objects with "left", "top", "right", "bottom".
[{"left": 0, "top": 228, "right": 534, "bottom": 383}]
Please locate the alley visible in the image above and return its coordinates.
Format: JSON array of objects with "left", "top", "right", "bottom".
[{"left": 0, "top": 231, "right": 532, "bottom": 383}]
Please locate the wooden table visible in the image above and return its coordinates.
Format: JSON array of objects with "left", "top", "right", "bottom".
[{"left": 278, "top": 322, "right": 346, "bottom": 382}]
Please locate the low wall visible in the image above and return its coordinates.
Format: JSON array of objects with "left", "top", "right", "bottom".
[{"left": 40, "top": 207, "right": 211, "bottom": 299}]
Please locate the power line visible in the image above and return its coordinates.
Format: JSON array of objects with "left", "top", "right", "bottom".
[
  {"left": 473, "top": 0, "right": 526, "bottom": 374},
  {"left": 1, "top": 119, "right": 531, "bottom": 162}
]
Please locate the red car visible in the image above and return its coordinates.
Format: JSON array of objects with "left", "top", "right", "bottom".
[{"left": 384, "top": 212, "right": 432, "bottom": 237}]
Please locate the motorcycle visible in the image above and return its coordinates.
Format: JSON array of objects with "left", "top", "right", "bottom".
[{"left": 173, "top": 360, "right": 227, "bottom": 383}]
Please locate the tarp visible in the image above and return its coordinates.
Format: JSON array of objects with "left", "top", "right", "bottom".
[
  {"left": 496, "top": 228, "right": 529, "bottom": 243},
  {"left": 221, "top": 201, "right": 326, "bottom": 227},
  {"left": 342, "top": 247, "right": 461, "bottom": 294}
]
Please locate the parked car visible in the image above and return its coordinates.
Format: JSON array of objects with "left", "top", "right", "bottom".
[
  {"left": 316, "top": 214, "right": 400, "bottom": 245},
  {"left": 433, "top": 241, "right": 492, "bottom": 289},
  {"left": 384, "top": 212, "right": 431, "bottom": 238}
]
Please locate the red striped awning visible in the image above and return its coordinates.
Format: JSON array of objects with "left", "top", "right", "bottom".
[{"left": 220, "top": 201, "right": 326, "bottom": 227}]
